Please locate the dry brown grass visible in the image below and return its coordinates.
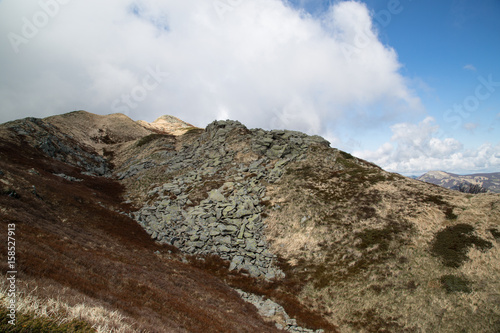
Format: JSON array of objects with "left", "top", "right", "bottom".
[
  {"left": 261, "top": 145, "right": 500, "bottom": 332},
  {"left": 0, "top": 278, "right": 134, "bottom": 332}
]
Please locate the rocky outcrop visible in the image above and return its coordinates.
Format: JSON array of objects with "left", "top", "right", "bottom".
[
  {"left": 3, "top": 117, "right": 110, "bottom": 176},
  {"left": 129, "top": 120, "right": 330, "bottom": 278},
  {"left": 235, "top": 289, "right": 325, "bottom": 333}
]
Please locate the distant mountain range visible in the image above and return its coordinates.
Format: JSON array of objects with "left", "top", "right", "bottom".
[{"left": 417, "top": 170, "right": 500, "bottom": 193}]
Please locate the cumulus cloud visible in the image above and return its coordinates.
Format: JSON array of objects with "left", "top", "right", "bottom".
[
  {"left": 463, "top": 122, "right": 478, "bottom": 133},
  {"left": 463, "top": 64, "right": 477, "bottom": 71},
  {"left": 0, "top": 0, "right": 420, "bottom": 135},
  {"left": 355, "top": 117, "right": 500, "bottom": 174}
]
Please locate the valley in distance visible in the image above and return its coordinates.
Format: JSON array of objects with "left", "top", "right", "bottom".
[{"left": 1, "top": 110, "right": 499, "bottom": 333}]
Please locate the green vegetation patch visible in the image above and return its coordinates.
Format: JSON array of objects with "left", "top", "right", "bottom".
[
  {"left": 489, "top": 228, "right": 500, "bottom": 240},
  {"left": 182, "top": 127, "right": 204, "bottom": 134},
  {"left": 356, "top": 221, "right": 413, "bottom": 252},
  {"left": 347, "top": 308, "right": 413, "bottom": 333},
  {"left": 423, "top": 195, "right": 460, "bottom": 220},
  {"left": 444, "top": 207, "right": 458, "bottom": 220},
  {"left": 0, "top": 306, "right": 95, "bottom": 332},
  {"left": 136, "top": 133, "right": 170, "bottom": 147},
  {"left": 431, "top": 223, "right": 492, "bottom": 268},
  {"left": 422, "top": 195, "right": 447, "bottom": 206},
  {"left": 440, "top": 274, "right": 472, "bottom": 293},
  {"left": 303, "top": 221, "right": 413, "bottom": 289},
  {"left": 339, "top": 151, "right": 354, "bottom": 160}
]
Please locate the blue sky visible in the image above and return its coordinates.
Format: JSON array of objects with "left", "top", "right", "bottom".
[
  {"left": 289, "top": 0, "right": 500, "bottom": 173},
  {"left": 0, "top": 0, "right": 499, "bottom": 175}
]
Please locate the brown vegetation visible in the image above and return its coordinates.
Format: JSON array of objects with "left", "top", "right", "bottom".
[{"left": 0, "top": 139, "right": 281, "bottom": 333}]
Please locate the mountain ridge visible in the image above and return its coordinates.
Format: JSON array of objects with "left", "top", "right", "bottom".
[
  {"left": 1, "top": 110, "right": 499, "bottom": 332},
  {"left": 418, "top": 170, "right": 500, "bottom": 193}
]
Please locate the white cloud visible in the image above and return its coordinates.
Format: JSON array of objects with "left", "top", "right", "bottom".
[
  {"left": 463, "top": 64, "right": 477, "bottom": 71},
  {"left": 0, "top": 0, "right": 420, "bottom": 136},
  {"left": 463, "top": 122, "right": 478, "bottom": 132},
  {"left": 354, "top": 117, "right": 500, "bottom": 174}
]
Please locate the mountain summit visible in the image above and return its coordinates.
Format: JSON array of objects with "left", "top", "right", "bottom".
[
  {"left": 137, "top": 114, "right": 197, "bottom": 135},
  {"left": 1, "top": 111, "right": 499, "bottom": 332}
]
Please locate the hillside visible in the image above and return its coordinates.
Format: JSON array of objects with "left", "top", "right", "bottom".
[
  {"left": 1, "top": 111, "right": 499, "bottom": 333},
  {"left": 418, "top": 170, "right": 500, "bottom": 193}
]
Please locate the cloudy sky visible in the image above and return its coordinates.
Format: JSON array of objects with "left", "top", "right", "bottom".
[{"left": 1, "top": 0, "right": 499, "bottom": 175}]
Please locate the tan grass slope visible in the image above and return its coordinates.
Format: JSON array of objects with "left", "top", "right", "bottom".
[
  {"left": 1, "top": 110, "right": 499, "bottom": 332},
  {"left": 263, "top": 148, "right": 500, "bottom": 332}
]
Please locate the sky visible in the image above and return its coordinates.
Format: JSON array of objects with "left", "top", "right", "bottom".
[{"left": 0, "top": 0, "right": 499, "bottom": 175}]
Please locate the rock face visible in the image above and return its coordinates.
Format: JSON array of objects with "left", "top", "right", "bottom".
[
  {"left": 2, "top": 117, "right": 111, "bottom": 176},
  {"left": 127, "top": 120, "right": 330, "bottom": 278}
]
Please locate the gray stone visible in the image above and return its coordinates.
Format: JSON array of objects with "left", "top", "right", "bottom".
[
  {"left": 219, "top": 245, "right": 231, "bottom": 252},
  {"left": 249, "top": 159, "right": 264, "bottom": 170},
  {"left": 220, "top": 224, "right": 238, "bottom": 234},
  {"left": 247, "top": 265, "right": 261, "bottom": 277},
  {"left": 245, "top": 239, "right": 258, "bottom": 252},
  {"left": 217, "top": 235, "right": 232, "bottom": 245},
  {"left": 245, "top": 251, "right": 256, "bottom": 259},
  {"left": 216, "top": 208, "right": 223, "bottom": 220},
  {"left": 223, "top": 205, "right": 235, "bottom": 216},
  {"left": 235, "top": 208, "right": 253, "bottom": 218},
  {"left": 221, "top": 182, "right": 235, "bottom": 191},
  {"left": 209, "top": 229, "right": 221, "bottom": 236},
  {"left": 262, "top": 250, "right": 274, "bottom": 258},
  {"left": 162, "top": 214, "right": 172, "bottom": 223},
  {"left": 265, "top": 270, "right": 276, "bottom": 280},
  {"left": 208, "top": 189, "right": 226, "bottom": 202},
  {"left": 259, "top": 299, "right": 277, "bottom": 317},
  {"left": 237, "top": 223, "right": 247, "bottom": 239},
  {"left": 229, "top": 256, "right": 244, "bottom": 270},
  {"left": 194, "top": 239, "right": 206, "bottom": 247},
  {"left": 248, "top": 214, "right": 261, "bottom": 224},
  {"left": 200, "top": 233, "right": 210, "bottom": 242}
]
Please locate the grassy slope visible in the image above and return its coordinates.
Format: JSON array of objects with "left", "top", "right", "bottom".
[{"left": 264, "top": 145, "right": 500, "bottom": 332}]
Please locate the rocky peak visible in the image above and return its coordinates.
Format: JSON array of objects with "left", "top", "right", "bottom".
[{"left": 137, "top": 115, "right": 197, "bottom": 135}]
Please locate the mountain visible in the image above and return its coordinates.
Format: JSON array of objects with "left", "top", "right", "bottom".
[
  {"left": 1, "top": 111, "right": 499, "bottom": 333},
  {"left": 418, "top": 170, "right": 500, "bottom": 193}
]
